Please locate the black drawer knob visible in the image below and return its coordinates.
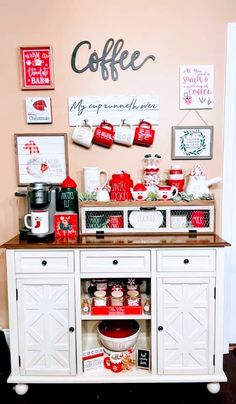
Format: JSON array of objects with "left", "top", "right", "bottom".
[
  {"left": 113, "top": 259, "right": 118, "bottom": 265},
  {"left": 184, "top": 259, "right": 189, "bottom": 264},
  {"left": 69, "top": 327, "right": 75, "bottom": 333},
  {"left": 41, "top": 260, "right": 47, "bottom": 266},
  {"left": 158, "top": 326, "right": 163, "bottom": 331}
]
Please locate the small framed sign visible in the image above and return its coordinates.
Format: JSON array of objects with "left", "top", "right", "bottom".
[
  {"left": 171, "top": 126, "right": 213, "bottom": 160},
  {"left": 137, "top": 349, "right": 150, "bottom": 370},
  {"left": 19, "top": 46, "right": 54, "bottom": 90},
  {"left": 25, "top": 97, "right": 52, "bottom": 124}
]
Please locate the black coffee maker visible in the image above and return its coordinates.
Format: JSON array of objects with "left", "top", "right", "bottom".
[{"left": 18, "top": 182, "right": 57, "bottom": 240}]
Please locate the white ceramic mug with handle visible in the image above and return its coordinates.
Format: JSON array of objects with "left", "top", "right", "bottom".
[
  {"left": 72, "top": 124, "right": 94, "bottom": 148},
  {"left": 24, "top": 210, "right": 49, "bottom": 234},
  {"left": 83, "top": 167, "right": 109, "bottom": 193}
]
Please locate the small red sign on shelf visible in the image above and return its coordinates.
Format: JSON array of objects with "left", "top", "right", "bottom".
[
  {"left": 54, "top": 213, "right": 78, "bottom": 239},
  {"left": 91, "top": 303, "right": 142, "bottom": 315}
]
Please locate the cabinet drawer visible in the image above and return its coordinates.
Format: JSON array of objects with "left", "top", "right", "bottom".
[
  {"left": 157, "top": 249, "right": 215, "bottom": 272},
  {"left": 80, "top": 250, "right": 150, "bottom": 273},
  {"left": 15, "top": 251, "right": 74, "bottom": 273}
]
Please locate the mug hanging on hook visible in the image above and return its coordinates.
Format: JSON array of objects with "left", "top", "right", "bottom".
[
  {"left": 72, "top": 120, "right": 94, "bottom": 148},
  {"left": 93, "top": 120, "right": 115, "bottom": 148},
  {"left": 114, "top": 119, "right": 134, "bottom": 146},
  {"left": 133, "top": 120, "right": 155, "bottom": 146}
]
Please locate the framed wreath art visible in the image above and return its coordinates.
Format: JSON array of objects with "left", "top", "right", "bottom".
[{"left": 171, "top": 126, "right": 213, "bottom": 160}]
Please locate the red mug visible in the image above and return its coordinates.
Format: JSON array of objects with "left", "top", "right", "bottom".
[
  {"left": 133, "top": 120, "right": 155, "bottom": 146},
  {"left": 93, "top": 121, "right": 115, "bottom": 148},
  {"left": 104, "top": 353, "right": 123, "bottom": 373},
  {"left": 191, "top": 211, "right": 206, "bottom": 228},
  {"left": 108, "top": 215, "right": 123, "bottom": 228}
]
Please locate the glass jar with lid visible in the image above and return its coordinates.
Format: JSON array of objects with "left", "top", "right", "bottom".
[
  {"left": 126, "top": 290, "right": 140, "bottom": 306},
  {"left": 111, "top": 290, "right": 124, "bottom": 306},
  {"left": 93, "top": 290, "right": 107, "bottom": 306}
]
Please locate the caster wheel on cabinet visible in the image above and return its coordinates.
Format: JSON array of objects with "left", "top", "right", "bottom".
[
  {"left": 206, "top": 383, "right": 220, "bottom": 394},
  {"left": 13, "top": 384, "right": 29, "bottom": 395}
]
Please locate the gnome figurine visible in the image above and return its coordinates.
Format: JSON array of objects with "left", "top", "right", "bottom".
[{"left": 131, "top": 181, "right": 148, "bottom": 201}]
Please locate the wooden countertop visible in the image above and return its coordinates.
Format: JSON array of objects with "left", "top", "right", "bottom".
[{"left": 1, "top": 234, "right": 230, "bottom": 249}]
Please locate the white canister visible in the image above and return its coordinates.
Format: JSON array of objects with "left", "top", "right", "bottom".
[
  {"left": 83, "top": 167, "right": 109, "bottom": 193},
  {"left": 93, "top": 291, "right": 107, "bottom": 306}
]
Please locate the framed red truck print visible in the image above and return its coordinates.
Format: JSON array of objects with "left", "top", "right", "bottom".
[{"left": 19, "top": 46, "right": 54, "bottom": 90}]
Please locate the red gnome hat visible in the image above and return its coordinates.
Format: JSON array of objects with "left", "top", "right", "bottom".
[{"left": 133, "top": 182, "right": 147, "bottom": 191}]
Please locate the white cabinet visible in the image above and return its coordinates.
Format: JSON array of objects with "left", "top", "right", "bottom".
[
  {"left": 157, "top": 277, "right": 215, "bottom": 375},
  {"left": 17, "top": 279, "right": 76, "bottom": 376},
  {"left": 4, "top": 243, "right": 227, "bottom": 395}
]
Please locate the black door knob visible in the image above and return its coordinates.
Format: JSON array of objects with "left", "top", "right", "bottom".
[
  {"left": 41, "top": 260, "right": 47, "bottom": 266},
  {"left": 158, "top": 326, "right": 163, "bottom": 331},
  {"left": 69, "top": 327, "right": 75, "bottom": 333},
  {"left": 184, "top": 259, "right": 189, "bottom": 264},
  {"left": 113, "top": 259, "right": 118, "bottom": 265}
]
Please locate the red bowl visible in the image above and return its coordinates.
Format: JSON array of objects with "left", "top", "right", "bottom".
[{"left": 98, "top": 320, "right": 139, "bottom": 338}]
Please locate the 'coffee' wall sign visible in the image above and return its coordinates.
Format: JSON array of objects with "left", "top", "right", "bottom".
[{"left": 71, "top": 38, "right": 156, "bottom": 81}]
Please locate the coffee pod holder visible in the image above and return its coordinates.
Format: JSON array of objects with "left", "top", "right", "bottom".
[{"left": 79, "top": 200, "right": 215, "bottom": 235}]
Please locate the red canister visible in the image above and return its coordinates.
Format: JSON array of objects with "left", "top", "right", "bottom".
[{"left": 109, "top": 171, "right": 133, "bottom": 201}]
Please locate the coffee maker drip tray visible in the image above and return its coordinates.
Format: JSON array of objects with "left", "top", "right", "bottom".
[{"left": 20, "top": 229, "right": 54, "bottom": 242}]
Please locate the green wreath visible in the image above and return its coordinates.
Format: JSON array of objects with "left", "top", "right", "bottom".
[{"left": 180, "top": 130, "right": 206, "bottom": 156}]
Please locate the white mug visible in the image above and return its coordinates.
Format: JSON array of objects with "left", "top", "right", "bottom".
[
  {"left": 24, "top": 211, "right": 49, "bottom": 234},
  {"left": 83, "top": 167, "right": 109, "bottom": 193},
  {"left": 72, "top": 124, "right": 94, "bottom": 148},
  {"left": 114, "top": 123, "right": 134, "bottom": 146}
]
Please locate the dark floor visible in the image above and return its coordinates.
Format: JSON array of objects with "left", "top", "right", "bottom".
[{"left": 1, "top": 351, "right": 236, "bottom": 404}]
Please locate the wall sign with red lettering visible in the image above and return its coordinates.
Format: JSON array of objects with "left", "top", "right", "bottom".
[
  {"left": 19, "top": 46, "right": 54, "bottom": 90},
  {"left": 180, "top": 65, "right": 214, "bottom": 109}
]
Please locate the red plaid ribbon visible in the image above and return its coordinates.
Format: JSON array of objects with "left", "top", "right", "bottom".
[{"left": 23, "top": 140, "right": 40, "bottom": 155}]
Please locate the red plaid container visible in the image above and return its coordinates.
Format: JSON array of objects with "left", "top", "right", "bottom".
[{"left": 54, "top": 213, "right": 78, "bottom": 239}]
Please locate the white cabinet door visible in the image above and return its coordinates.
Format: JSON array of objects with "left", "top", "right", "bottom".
[
  {"left": 17, "top": 279, "right": 76, "bottom": 376},
  {"left": 157, "top": 277, "right": 215, "bottom": 375}
]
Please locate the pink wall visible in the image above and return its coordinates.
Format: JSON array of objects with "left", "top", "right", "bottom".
[{"left": 0, "top": 0, "right": 235, "bottom": 327}]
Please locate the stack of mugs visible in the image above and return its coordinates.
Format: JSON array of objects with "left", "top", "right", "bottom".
[
  {"left": 167, "top": 165, "right": 185, "bottom": 192},
  {"left": 72, "top": 120, "right": 155, "bottom": 148}
]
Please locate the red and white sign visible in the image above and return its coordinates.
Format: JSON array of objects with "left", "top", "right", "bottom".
[
  {"left": 19, "top": 46, "right": 54, "bottom": 89},
  {"left": 180, "top": 65, "right": 214, "bottom": 109},
  {"left": 25, "top": 97, "right": 52, "bottom": 123},
  {"left": 54, "top": 213, "right": 78, "bottom": 239}
]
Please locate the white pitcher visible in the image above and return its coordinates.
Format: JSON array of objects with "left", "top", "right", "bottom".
[{"left": 83, "top": 167, "right": 108, "bottom": 193}]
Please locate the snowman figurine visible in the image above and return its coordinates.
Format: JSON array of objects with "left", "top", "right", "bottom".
[{"left": 131, "top": 180, "right": 148, "bottom": 201}]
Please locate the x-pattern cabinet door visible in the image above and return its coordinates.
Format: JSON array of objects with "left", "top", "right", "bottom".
[
  {"left": 157, "top": 277, "right": 215, "bottom": 375},
  {"left": 17, "top": 279, "right": 76, "bottom": 376}
]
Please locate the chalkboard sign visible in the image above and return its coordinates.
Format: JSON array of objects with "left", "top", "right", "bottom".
[{"left": 137, "top": 349, "right": 150, "bottom": 370}]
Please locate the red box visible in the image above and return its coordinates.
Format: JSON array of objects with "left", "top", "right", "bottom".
[
  {"left": 54, "top": 213, "right": 78, "bottom": 239},
  {"left": 91, "top": 300, "right": 142, "bottom": 315}
]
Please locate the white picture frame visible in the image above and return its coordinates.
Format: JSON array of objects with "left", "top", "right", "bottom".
[{"left": 15, "top": 133, "right": 68, "bottom": 186}]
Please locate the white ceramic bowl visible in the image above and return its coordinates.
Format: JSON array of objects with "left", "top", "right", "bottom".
[{"left": 97, "top": 320, "right": 140, "bottom": 352}]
